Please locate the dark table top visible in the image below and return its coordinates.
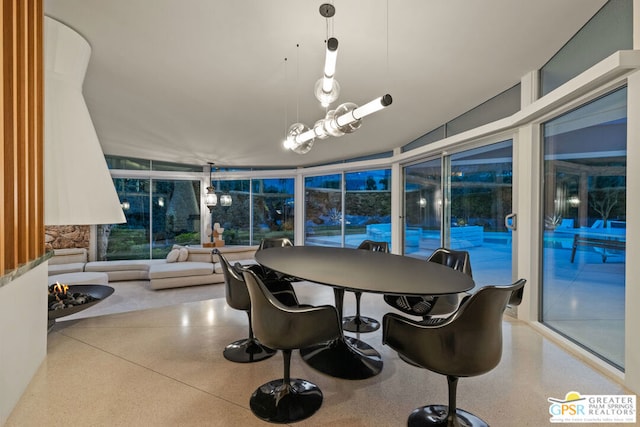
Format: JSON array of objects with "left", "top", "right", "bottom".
[{"left": 255, "top": 246, "right": 475, "bottom": 295}]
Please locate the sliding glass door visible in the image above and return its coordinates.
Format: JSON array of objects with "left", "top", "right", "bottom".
[
  {"left": 403, "top": 141, "right": 513, "bottom": 288},
  {"left": 449, "top": 141, "right": 513, "bottom": 286}
]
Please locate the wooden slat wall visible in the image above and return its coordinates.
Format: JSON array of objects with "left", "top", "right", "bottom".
[{"left": 1, "top": 0, "right": 43, "bottom": 277}]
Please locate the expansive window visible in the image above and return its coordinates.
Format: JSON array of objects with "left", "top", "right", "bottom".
[
  {"left": 542, "top": 87, "right": 627, "bottom": 369},
  {"left": 304, "top": 169, "right": 391, "bottom": 248},
  {"left": 100, "top": 178, "right": 201, "bottom": 260},
  {"left": 210, "top": 178, "right": 294, "bottom": 245},
  {"left": 252, "top": 178, "right": 295, "bottom": 243}
]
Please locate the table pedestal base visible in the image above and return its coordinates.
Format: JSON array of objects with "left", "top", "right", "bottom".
[
  {"left": 300, "top": 336, "right": 383, "bottom": 380},
  {"left": 342, "top": 315, "right": 380, "bottom": 333}
]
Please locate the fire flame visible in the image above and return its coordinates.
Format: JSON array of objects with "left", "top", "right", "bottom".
[{"left": 50, "top": 282, "right": 69, "bottom": 296}]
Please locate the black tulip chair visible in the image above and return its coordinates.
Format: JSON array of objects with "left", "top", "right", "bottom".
[
  {"left": 383, "top": 247, "right": 472, "bottom": 318},
  {"left": 382, "top": 279, "right": 526, "bottom": 427},
  {"left": 256, "top": 237, "right": 300, "bottom": 282},
  {"left": 342, "top": 240, "right": 389, "bottom": 333},
  {"left": 243, "top": 269, "right": 342, "bottom": 423},
  {"left": 258, "top": 237, "right": 294, "bottom": 250},
  {"left": 215, "top": 249, "right": 275, "bottom": 363}
]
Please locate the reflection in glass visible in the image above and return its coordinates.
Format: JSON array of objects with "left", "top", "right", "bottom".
[
  {"left": 404, "top": 159, "right": 441, "bottom": 256},
  {"left": 211, "top": 180, "right": 251, "bottom": 245},
  {"left": 99, "top": 178, "right": 201, "bottom": 260},
  {"left": 102, "top": 178, "right": 150, "bottom": 260},
  {"left": 252, "top": 178, "right": 295, "bottom": 243},
  {"left": 304, "top": 174, "right": 342, "bottom": 246},
  {"left": 542, "top": 87, "right": 626, "bottom": 370},
  {"left": 344, "top": 170, "right": 391, "bottom": 248},
  {"left": 152, "top": 180, "right": 201, "bottom": 256},
  {"left": 450, "top": 141, "right": 512, "bottom": 286}
]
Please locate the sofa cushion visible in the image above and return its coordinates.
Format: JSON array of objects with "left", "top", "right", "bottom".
[
  {"left": 178, "top": 247, "right": 189, "bottom": 262},
  {"left": 48, "top": 262, "right": 85, "bottom": 275},
  {"left": 166, "top": 249, "right": 180, "bottom": 263},
  {"left": 48, "top": 272, "right": 109, "bottom": 286},
  {"left": 49, "top": 248, "right": 88, "bottom": 265},
  {"left": 171, "top": 245, "right": 213, "bottom": 263},
  {"left": 150, "top": 273, "right": 223, "bottom": 290},
  {"left": 85, "top": 260, "right": 153, "bottom": 273},
  {"left": 149, "top": 262, "right": 214, "bottom": 279},
  {"left": 186, "top": 248, "right": 213, "bottom": 263}
]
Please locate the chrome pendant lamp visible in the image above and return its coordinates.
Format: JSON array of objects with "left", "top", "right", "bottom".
[{"left": 282, "top": 3, "right": 392, "bottom": 155}]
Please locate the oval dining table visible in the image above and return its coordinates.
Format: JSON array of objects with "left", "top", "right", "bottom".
[{"left": 255, "top": 245, "right": 476, "bottom": 380}]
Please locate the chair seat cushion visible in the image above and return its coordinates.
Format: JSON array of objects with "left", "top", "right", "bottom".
[{"left": 384, "top": 295, "right": 434, "bottom": 316}]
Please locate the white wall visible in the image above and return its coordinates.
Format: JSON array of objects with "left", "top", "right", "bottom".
[{"left": 0, "top": 264, "right": 48, "bottom": 424}]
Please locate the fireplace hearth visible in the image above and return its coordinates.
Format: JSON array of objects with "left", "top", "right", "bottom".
[{"left": 48, "top": 284, "right": 114, "bottom": 330}]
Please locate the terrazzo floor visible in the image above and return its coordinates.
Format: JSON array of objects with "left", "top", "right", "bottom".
[{"left": 7, "top": 281, "right": 632, "bottom": 427}]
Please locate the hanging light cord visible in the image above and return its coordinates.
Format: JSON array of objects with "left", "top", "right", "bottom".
[{"left": 284, "top": 57, "right": 288, "bottom": 140}]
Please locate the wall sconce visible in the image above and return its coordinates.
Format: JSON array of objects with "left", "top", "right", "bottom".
[
  {"left": 158, "top": 197, "right": 165, "bottom": 207},
  {"left": 568, "top": 195, "right": 580, "bottom": 207},
  {"left": 419, "top": 198, "right": 427, "bottom": 208},
  {"left": 121, "top": 201, "right": 130, "bottom": 211}
]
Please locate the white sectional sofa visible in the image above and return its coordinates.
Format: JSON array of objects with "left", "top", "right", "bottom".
[{"left": 47, "top": 245, "right": 258, "bottom": 290}]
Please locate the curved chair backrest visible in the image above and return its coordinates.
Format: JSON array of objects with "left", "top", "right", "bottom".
[
  {"left": 216, "top": 249, "right": 251, "bottom": 311},
  {"left": 258, "top": 237, "right": 294, "bottom": 250},
  {"left": 427, "top": 247, "right": 472, "bottom": 277},
  {"left": 384, "top": 279, "right": 526, "bottom": 378},
  {"left": 357, "top": 240, "right": 389, "bottom": 253},
  {"left": 243, "top": 269, "right": 341, "bottom": 350}
]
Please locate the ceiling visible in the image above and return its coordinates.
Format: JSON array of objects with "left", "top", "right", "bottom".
[{"left": 44, "top": 0, "right": 607, "bottom": 168}]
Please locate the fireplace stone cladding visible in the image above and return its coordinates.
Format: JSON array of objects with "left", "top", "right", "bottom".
[{"left": 45, "top": 225, "right": 90, "bottom": 251}]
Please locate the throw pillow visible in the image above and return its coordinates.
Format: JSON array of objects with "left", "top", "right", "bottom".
[
  {"left": 178, "top": 247, "right": 189, "bottom": 262},
  {"left": 166, "top": 249, "right": 180, "bottom": 263}
]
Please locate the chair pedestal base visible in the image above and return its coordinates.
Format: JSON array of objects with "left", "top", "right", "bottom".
[
  {"left": 223, "top": 338, "right": 276, "bottom": 363},
  {"left": 342, "top": 315, "right": 380, "bottom": 333},
  {"left": 300, "top": 336, "right": 383, "bottom": 379},
  {"left": 250, "top": 378, "right": 323, "bottom": 423},
  {"left": 408, "top": 405, "right": 488, "bottom": 427}
]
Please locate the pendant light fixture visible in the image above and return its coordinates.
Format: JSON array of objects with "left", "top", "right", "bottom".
[
  {"left": 205, "top": 162, "right": 217, "bottom": 212},
  {"left": 314, "top": 37, "right": 340, "bottom": 107},
  {"left": 283, "top": 3, "right": 393, "bottom": 155}
]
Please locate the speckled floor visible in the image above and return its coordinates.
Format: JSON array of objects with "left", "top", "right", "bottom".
[{"left": 7, "top": 282, "right": 631, "bottom": 427}]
